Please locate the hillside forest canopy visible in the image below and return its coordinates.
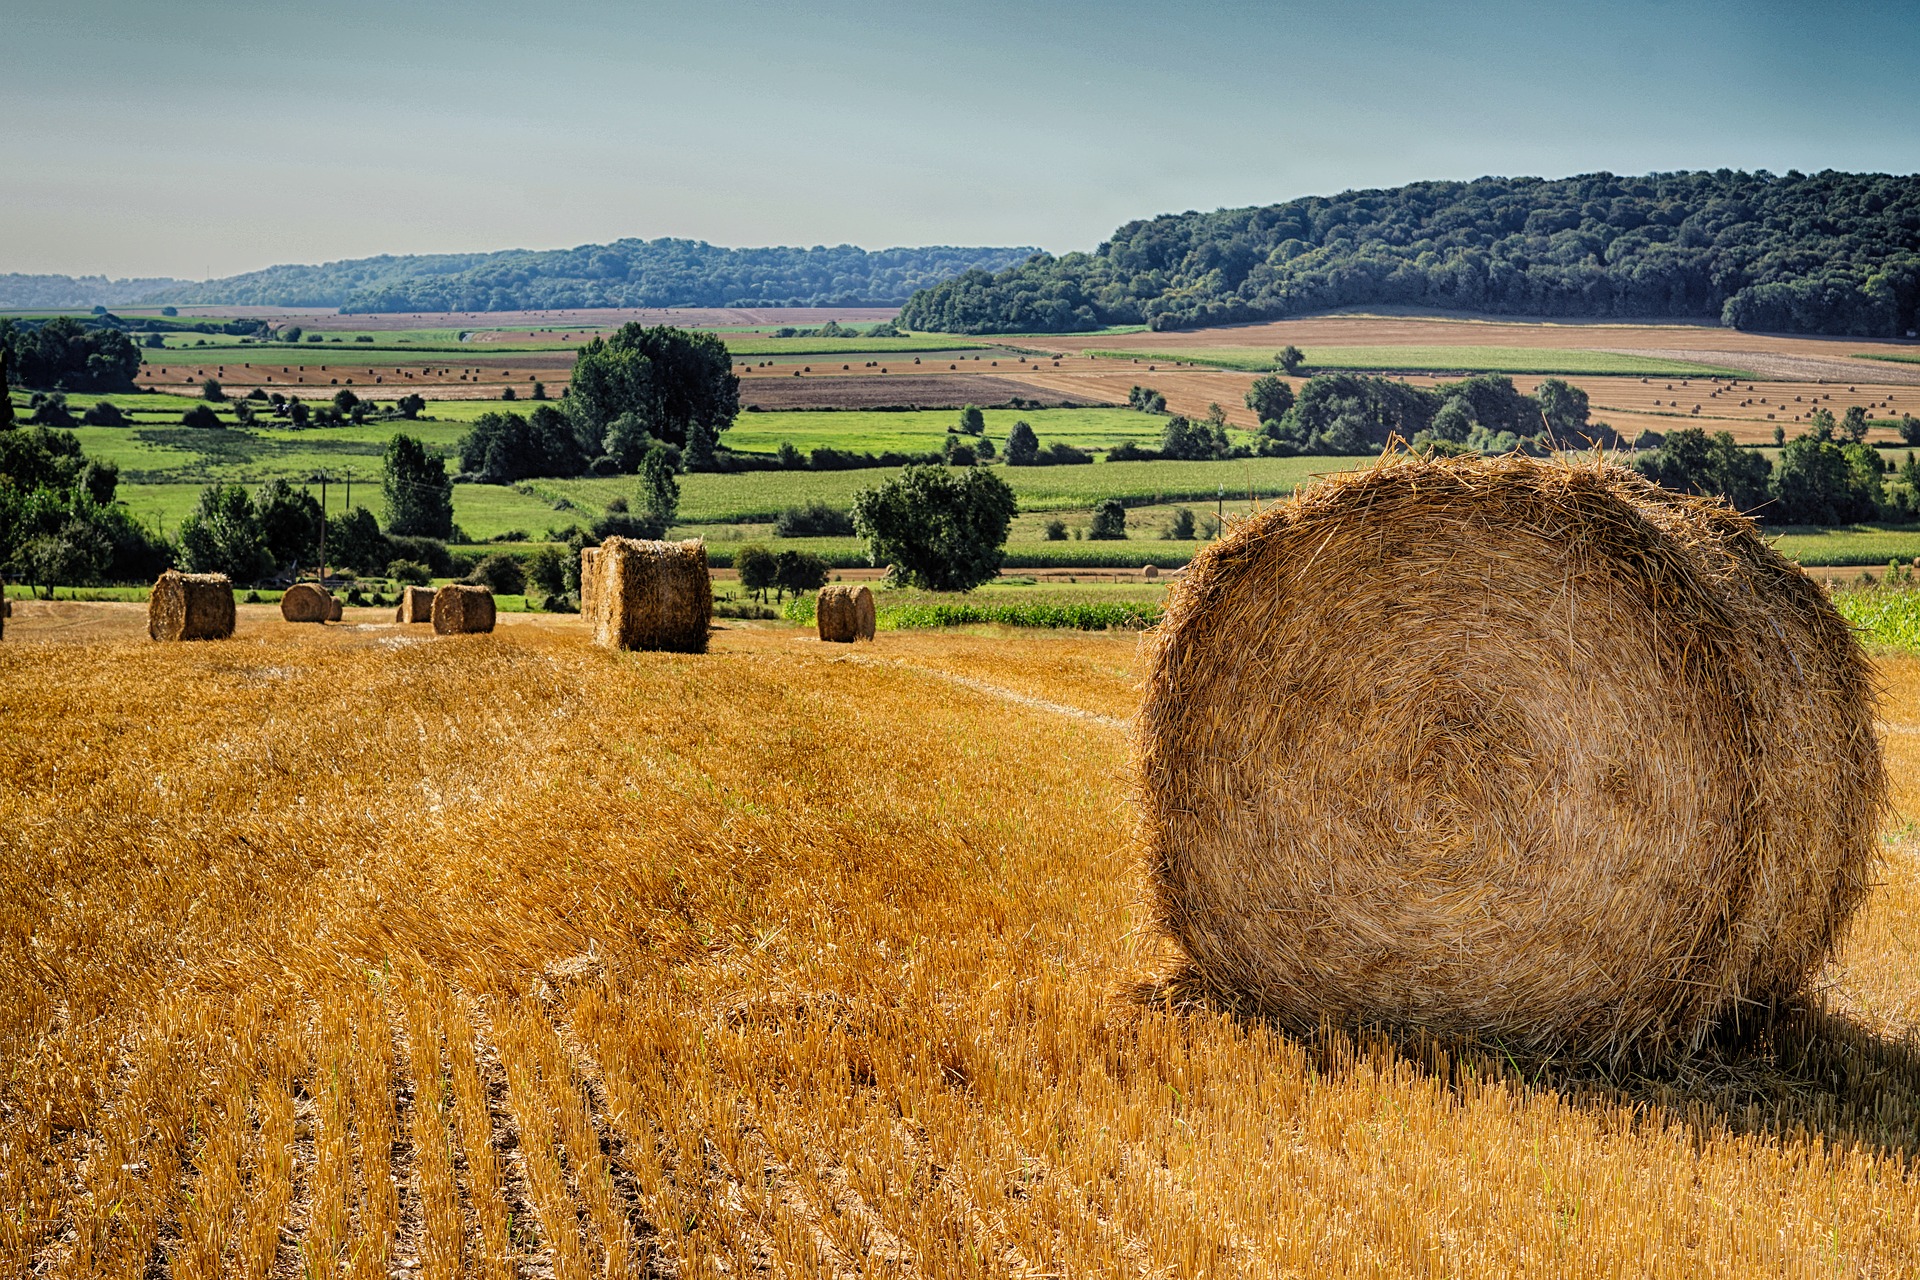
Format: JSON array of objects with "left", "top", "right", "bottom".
[
  {"left": 898, "top": 170, "right": 1920, "bottom": 338},
  {"left": 62, "top": 240, "right": 1038, "bottom": 313}
]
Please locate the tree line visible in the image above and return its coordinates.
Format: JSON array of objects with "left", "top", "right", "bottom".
[
  {"left": 899, "top": 170, "right": 1920, "bottom": 337},
  {"left": 133, "top": 241, "right": 1037, "bottom": 313}
]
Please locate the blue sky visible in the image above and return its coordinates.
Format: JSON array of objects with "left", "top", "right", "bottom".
[{"left": 5, "top": 0, "right": 1918, "bottom": 279}]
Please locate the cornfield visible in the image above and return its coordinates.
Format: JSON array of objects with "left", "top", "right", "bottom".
[{"left": 5, "top": 617, "right": 1920, "bottom": 1276}]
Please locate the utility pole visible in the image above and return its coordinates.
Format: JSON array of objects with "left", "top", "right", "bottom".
[
  {"left": 317, "top": 472, "right": 328, "bottom": 586},
  {"left": 344, "top": 467, "right": 352, "bottom": 514}
]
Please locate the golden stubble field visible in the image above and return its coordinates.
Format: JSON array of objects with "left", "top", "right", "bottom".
[{"left": 6, "top": 614, "right": 1920, "bottom": 1277}]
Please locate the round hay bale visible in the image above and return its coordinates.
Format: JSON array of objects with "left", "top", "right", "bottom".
[
  {"left": 396, "top": 584, "right": 435, "bottom": 623},
  {"left": 1143, "top": 563, "right": 1159, "bottom": 580},
  {"left": 432, "top": 584, "right": 496, "bottom": 635},
  {"left": 1138, "top": 454, "right": 1884, "bottom": 1060},
  {"left": 327, "top": 595, "right": 343, "bottom": 622},
  {"left": 816, "top": 583, "right": 875, "bottom": 642},
  {"left": 588, "top": 537, "right": 709, "bottom": 652},
  {"left": 148, "top": 570, "right": 235, "bottom": 641},
  {"left": 280, "top": 582, "right": 332, "bottom": 623}
]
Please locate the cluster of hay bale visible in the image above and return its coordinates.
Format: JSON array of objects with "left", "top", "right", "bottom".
[
  {"left": 395, "top": 585, "right": 435, "bottom": 623},
  {"left": 1137, "top": 453, "right": 1884, "bottom": 1061},
  {"left": 148, "top": 570, "right": 236, "bottom": 641},
  {"left": 431, "top": 583, "right": 495, "bottom": 635},
  {"left": 586, "top": 537, "right": 709, "bottom": 652},
  {"left": 816, "top": 583, "right": 875, "bottom": 642},
  {"left": 280, "top": 583, "right": 333, "bottom": 623}
]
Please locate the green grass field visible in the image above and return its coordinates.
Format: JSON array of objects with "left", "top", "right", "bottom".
[
  {"left": 1767, "top": 526, "right": 1920, "bottom": 567},
  {"left": 725, "top": 407, "right": 1167, "bottom": 455},
  {"left": 1088, "top": 346, "right": 1751, "bottom": 377},
  {"left": 1854, "top": 352, "right": 1920, "bottom": 367}
]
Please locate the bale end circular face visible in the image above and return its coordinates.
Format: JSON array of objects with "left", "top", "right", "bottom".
[
  {"left": 280, "top": 582, "right": 332, "bottom": 623},
  {"left": 1136, "top": 455, "right": 1884, "bottom": 1060}
]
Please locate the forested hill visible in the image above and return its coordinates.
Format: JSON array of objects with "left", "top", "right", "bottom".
[
  {"left": 135, "top": 239, "right": 1037, "bottom": 312},
  {"left": 0, "top": 273, "right": 192, "bottom": 309},
  {"left": 898, "top": 171, "right": 1920, "bottom": 337}
]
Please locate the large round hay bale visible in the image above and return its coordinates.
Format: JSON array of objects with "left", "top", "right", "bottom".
[
  {"left": 148, "top": 570, "right": 235, "bottom": 641},
  {"left": 1138, "top": 454, "right": 1885, "bottom": 1060},
  {"left": 588, "top": 537, "right": 709, "bottom": 652},
  {"left": 395, "top": 585, "right": 435, "bottom": 623},
  {"left": 432, "top": 584, "right": 496, "bottom": 635},
  {"left": 816, "top": 583, "right": 875, "bottom": 642},
  {"left": 280, "top": 582, "right": 332, "bottom": 623}
]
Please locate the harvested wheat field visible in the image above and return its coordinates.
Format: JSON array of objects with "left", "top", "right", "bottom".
[{"left": 6, "top": 617, "right": 1920, "bottom": 1277}]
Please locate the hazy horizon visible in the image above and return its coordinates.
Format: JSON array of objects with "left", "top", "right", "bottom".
[{"left": 8, "top": 0, "right": 1920, "bottom": 281}]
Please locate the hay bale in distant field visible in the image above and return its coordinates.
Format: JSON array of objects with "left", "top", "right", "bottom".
[
  {"left": 1138, "top": 453, "right": 1885, "bottom": 1061},
  {"left": 395, "top": 585, "right": 435, "bottom": 623},
  {"left": 432, "top": 584, "right": 496, "bottom": 634},
  {"left": 816, "top": 583, "right": 875, "bottom": 642},
  {"left": 588, "top": 537, "right": 709, "bottom": 652},
  {"left": 280, "top": 582, "right": 332, "bottom": 623},
  {"left": 148, "top": 570, "right": 235, "bottom": 641},
  {"left": 1143, "top": 563, "right": 1159, "bottom": 580},
  {"left": 327, "top": 595, "right": 343, "bottom": 621},
  {"left": 579, "top": 546, "right": 600, "bottom": 617}
]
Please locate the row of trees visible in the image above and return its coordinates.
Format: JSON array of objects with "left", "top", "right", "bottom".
[
  {"left": 899, "top": 170, "right": 1920, "bottom": 337},
  {"left": 1634, "top": 416, "right": 1918, "bottom": 525},
  {"left": 137, "top": 240, "right": 1035, "bottom": 312},
  {"left": 0, "top": 318, "right": 143, "bottom": 392}
]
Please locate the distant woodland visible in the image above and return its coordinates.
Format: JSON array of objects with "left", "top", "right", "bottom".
[
  {"left": 899, "top": 171, "right": 1920, "bottom": 337},
  {"left": 132, "top": 240, "right": 1035, "bottom": 313}
]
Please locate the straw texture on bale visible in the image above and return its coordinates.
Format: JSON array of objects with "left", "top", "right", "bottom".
[
  {"left": 147, "top": 570, "right": 235, "bottom": 642},
  {"left": 816, "top": 583, "right": 876, "bottom": 642},
  {"left": 280, "top": 582, "right": 332, "bottom": 623},
  {"left": 327, "top": 595, "right": 344, "bottom": 622},
  {"left": 395, "top": 585, "right": 435, "bottom": 623},
  {"left": 579, "top": 546, "right": 600, "bottom": 618},
  {"left": 431, "top": 583, "right": 496, "bottom": 635},
  {"left": 1138, "top": 454, "right": 1885, "bottom": 1061},
  {"left": 588, "top": 537, "right": 709, "bottom": 653}
]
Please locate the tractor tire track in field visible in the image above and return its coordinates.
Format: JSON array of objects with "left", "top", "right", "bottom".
[{"left": 834, "top": 654, "right": 1128, "bottom": 730}]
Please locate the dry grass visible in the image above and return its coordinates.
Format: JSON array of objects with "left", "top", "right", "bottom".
[{"left": 5, "top": 617, "right": 1920, "bottom": 1275}]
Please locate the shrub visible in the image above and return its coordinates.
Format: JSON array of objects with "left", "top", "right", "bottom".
[
  {"left": 774, "top": 549, "right": 831, "bottom": 598},
  {"left": 774, "top": 501, "right": 856, "bottom": 538},
  {"left": 202, "top": 378, "right": 225, "bottom": 402},
  {"left": 180, "top": 404, "right": 224, "bottom": 429},
  {"left": 464, "top": 552, "right": 526, "bottom": 595},
  {"left": 385, "top": 534, "right": 453, "bottom": 577},
  {"left": 1088, "top": 498, "right": 1127, "bottom": 540},
  {"left": 1163, "top": 507, "right": 1196, "bottom": 540},
  {"left": 81, "top": 401, "right": 128, "bottom": 426},
  {"left": 736, "top": 543, "right": 778, "bottom": 600},
  {"left": 1107, "top": 440, "right": 1158, "bottom": 462},
  {"left": 1044, "top": 517, "right": 1068, "bottom": 541},
  {"left": 851, "top": 464, "right": 1018, "bottom": 592},
  {"left": 386, "top": 559, "right": 430, "bottom": 586}
]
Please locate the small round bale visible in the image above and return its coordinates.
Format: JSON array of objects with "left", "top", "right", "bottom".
[
  {"left": 327, "top": 595, "right": 343, "bottom": 622},
  {"left": 280, "top": 582, "right": 333, "bottom": 623},
  {"left": 816, "top": 583, "right": 875, "bottom": 642},
  {"left": 1143, "top": 563, "right": 1159, "bottom": 580},
  {"left": 1138, "top": 454, "right": 1885, "bottom": 1061},
  {"left": 395, "top": 585, "right": 435, "bottom": 623},
  {"left": 148, "top": 570, "right": 235, "bottom": 642},
  {"left": 432, "top": 583, "right": 496, "bottom": 635},
  {"left": 587, "top": 537, "right": 709, "bottom": 652}
]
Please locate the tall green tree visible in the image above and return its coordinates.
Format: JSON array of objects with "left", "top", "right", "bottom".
[
  {"left": 1003, "top": 420, "right": 1039, "bottom": 466},
  {"left": 851, "top": 465, "right": 1017, "bottom": 591},
  {"left": 640, "top": 443, "right": 680, "bottom": 527},
  {"left": 382, "top": 433, "right": 454, "bottom": 538},
  {"left": 567, "top": 324, "right": 738, "bottom": 465},
  {"left": 179, "top": 484, "right": 272, "bottom": 582},
  {"left": 255, "top": 479, "right": 324, "bottom": 571},
  {"left": 1244, "top": 375, "right": 1295, "bottom": 424},
  {"left": 1633, "top": 428, "right": 1771, "bottom": 511}
]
